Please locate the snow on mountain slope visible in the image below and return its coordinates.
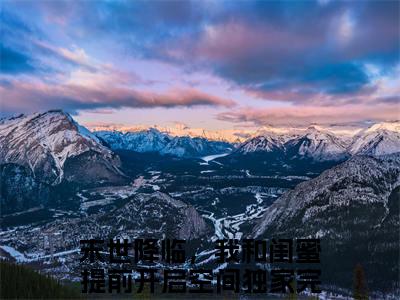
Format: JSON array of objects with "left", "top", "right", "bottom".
[
  {"left": 253, "top": 153, "right": 400, "bottom": 237},
  {"left": 96, "top": 128, "right": 171, "bottom": 153},
  {"left": 95, "top": 129, "right": 233, "bottom": 158},
  {"left": 235, "top": 134, "right": 286, "bottom": 154},
  {"left": 349, "top": 121, "right": 400, "bottom": 156},
  {"left": 0, "top": 110, "right": 124, "bottom": 185},
  {"left": 235, "top": 126, "right": 349, "bottom": 161},
  {"left": 251, "top": 153, "right": 400, "bottom": 292},
  {"left": 161, "top": 136, "right": 232, "bottom": 157},
  {"left": 88, "top": 123, "right": 250, "bottom": 143},
  {"left": 233, "top": 122, "right": 399, "bottom": 161},
  {"left": 87, "top": 121, "right": 363, "bottom": 144},
  {"left": 285, "top": 126, "right": 349, "bottom": 161}
]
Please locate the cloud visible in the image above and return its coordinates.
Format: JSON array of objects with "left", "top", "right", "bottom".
[
  {"left": 145, "top": 1, "right": 399, "bottom": 105},
  {"left": 33, "top": 41, "right": 98, "bottom": 72},
  {"left": 217, "top": 104, "right": 400, "bottom": 127},
  {"left": 0, "top": 78, "right": 235, "bottom": 115},
  {"left": 336, "top": 10, "right": 355, "bottom": 45}
]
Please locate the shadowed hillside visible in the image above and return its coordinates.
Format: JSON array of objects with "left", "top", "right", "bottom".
[{"left": 0, "top": 261, "right": 81, "bottom": 299}]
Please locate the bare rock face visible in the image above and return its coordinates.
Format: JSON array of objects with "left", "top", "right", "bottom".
[
  {"left": 179, "top": 206, "right": 209, "bottom": 240},
  {"left": 0, "top": 110, "right": 126, "bottom": 186}
]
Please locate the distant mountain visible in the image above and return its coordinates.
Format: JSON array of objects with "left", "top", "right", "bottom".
[
  {"left": 95, "top": 129, "right": 233, "bottom": 158},
  {"left": 349, "top": 121, "right": 400, "bottom": 156},
  {"left": 95, "top": 128, "right": 170, "bottom": 153},
  {"left": 235, "top": 134, "right": 286, "bottom": 154},
  {"left": 231, "top": 122, "right": 399, "bottom": 162},
  {"left": 234, "top": 126, "right": 349, "bottom": 161},
  {"left": 89, "top": 123, "right": 249, "bottom": 143},
  {"left": 285, "top": 126, "right": 349, "bottom": 161},
  {"left": 252, "top": 153, "right": 400, "bottom": 292}
]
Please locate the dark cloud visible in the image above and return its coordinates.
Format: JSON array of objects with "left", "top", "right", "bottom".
[{"left": 0, "top": 79, "right": 235, "bottom": 115}]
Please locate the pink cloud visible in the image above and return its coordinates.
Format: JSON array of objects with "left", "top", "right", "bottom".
[
  {"left": 217, "top": 104, "right": 400, "bottom": 126},
  {"left": 195, "top": 21, "right": 318, "bottom": 62},
  {"left": 160, "top": 20, "right": 319, "bottom": 67},
  {"left": 243, "top": 83, "right": 380, "bottom": 106},
  {"left": 0, "top": 79, "right": 235, "bottom": 114}
]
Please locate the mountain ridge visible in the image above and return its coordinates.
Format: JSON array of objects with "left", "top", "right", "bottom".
[
  {"left": 251, "top": 153, "right": 400, "bottom": 292},
  {"left": 234, "top": 121, "right": 400, "bottom": 161},
  {"left": 95, "top": 128, "right": 233, "bottom": 158},
  {"left": 0, "top": 110, "right": 126, "bottom": 186}
]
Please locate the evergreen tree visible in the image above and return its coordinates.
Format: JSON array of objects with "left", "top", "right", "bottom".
[{"left": 353, "top": 263, "right": 368, "bottom": 300}]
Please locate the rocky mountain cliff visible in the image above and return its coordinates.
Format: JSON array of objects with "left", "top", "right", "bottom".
[
  {"left": 0, "top": 110, "right": 127, "bottom": 214},
  {"left": 0, "top": 110, "right": 126, "bottom": 186},
  {"left": 252, "top": 153, "right": 400, "bottom": 292}
]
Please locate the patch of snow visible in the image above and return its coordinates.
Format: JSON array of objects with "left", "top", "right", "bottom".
[
  {"left": 201, "top": 152, "right": 230, "bottom": 164},
  {"left": 0, "top": 245, "right": 29, "bottom": 262}
]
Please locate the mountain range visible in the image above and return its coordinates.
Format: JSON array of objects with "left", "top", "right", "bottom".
[
  {"left": 1, "top": 110, "right": 399, "bottom": 214},
  {"left": 1, "top": 111, "right": 398, "bottom": 172},
  {"left": 1, "top": 109, "right": 399, "bottom": 295},
  {"left": 96, "top": 121, "right": 400, "bottom": 162},
  {"left": 235, "top": 122, "right": 400, "bottom": 161},
  {"left": 95, "top": 129, "right": 233, "bottom": 158}
]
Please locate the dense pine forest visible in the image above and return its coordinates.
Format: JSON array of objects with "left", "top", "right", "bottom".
[{"left": 0, "top": 261, "right": 81, "bottom": 299}]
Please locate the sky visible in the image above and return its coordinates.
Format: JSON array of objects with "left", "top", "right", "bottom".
[{"left": 0, "top": 0, "right": 399, "bottom": 131}]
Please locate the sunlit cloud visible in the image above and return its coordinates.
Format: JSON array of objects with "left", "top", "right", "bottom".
[
  {"left": 217, "top": 103, "right": 399, "bottom": 127},
  {"left": 336, "top": 10, "right": 355, "bottom": 45}
]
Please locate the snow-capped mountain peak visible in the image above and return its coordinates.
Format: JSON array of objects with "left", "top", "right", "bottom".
[
  {"left": 234, "top": 121, "right": 399, "bottom": 161},
  {"left": 236, "top": 134, "right": 285, "bottom": 154},
  {"left": 364, "top": 121, "right": 400, "bottom": 133},
  {"left": 0, "top": 110, "right": 123, "bottom": 185},
  {"left": 283, "top": 126, "right": 349, "bottom": 161},
  {"left": 349, "top": 121, "right": 400, "bottom": 156}
]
